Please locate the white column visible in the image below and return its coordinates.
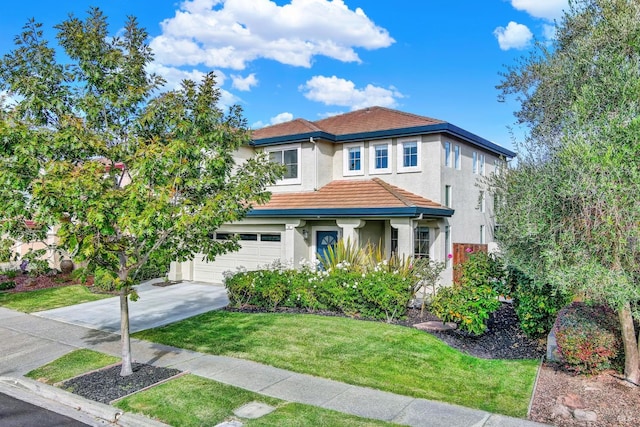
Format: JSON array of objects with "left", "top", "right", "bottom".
[
  {"left": 336, "top": 219, "right": 365, "bottom": 246},
  {"left": 390, "top": 218, "right": 414, "bottom": 259}
]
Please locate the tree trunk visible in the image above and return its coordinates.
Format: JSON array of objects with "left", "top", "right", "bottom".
[
  {"left": 619, "top": 303, "right": 640, "bottom": 384},
  {"left": 119, "top": 289, "right": 133, "bottom": 376}
]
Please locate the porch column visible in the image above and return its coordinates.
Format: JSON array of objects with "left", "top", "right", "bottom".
[
  {"left": 284, "top": 220, "right": 305, "bottom": 266},
  {"left": 336, "top": 219, "right": 365, "bottom": 246},
  {"left": 390, "top": 218, "right": 414, "bottom": 259}
]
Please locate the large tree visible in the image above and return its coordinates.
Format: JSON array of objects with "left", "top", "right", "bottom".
[
  {"left": 494, "top": 0, "right": 640, "bottom": 382},
  {"left": 0, "top": 8, "right": 282, "bottom": 376}
]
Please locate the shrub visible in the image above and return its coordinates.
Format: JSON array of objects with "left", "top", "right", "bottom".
[
  {"left": 554, "top": 302, "right": 622, "bottom": 374},
  {"left": 430, "top": 252, "right": 502, "bottom": 335},
  {"left": 0, "top": 280, "right": 16, "bottom": 291},
  {"left": 224, "top": 260, "right": 414, "bottom": 322},
  {"left": 133, "top": 249, "right": 172, "bottom": 282},
  {"left": 508, "top": 267, "right": 572, "bottom": 337}
]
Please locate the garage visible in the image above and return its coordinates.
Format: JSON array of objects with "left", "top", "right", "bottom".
[{"left": 192, "top": 232, "right": 284, "bottom": 283}]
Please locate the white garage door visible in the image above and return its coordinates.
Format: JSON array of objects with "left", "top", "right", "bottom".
[{"left": 192, "top": 233, "right": 283, "bottom": 283}]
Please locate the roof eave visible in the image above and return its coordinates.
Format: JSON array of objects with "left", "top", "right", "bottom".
[
  {"left": 251, "top": 124, "right": 515, "bottom": 158},
  {"left": 247, "top": 207, "right": 455, "bottom": 218}
]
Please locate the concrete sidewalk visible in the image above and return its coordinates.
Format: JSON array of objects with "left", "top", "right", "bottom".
[{"left": 0, "top": 282, "right": 548, "bottom": 427}]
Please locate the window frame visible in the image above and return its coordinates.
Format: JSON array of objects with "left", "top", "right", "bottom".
[
  {"left": 472, "top": 151, "right": 478, "bottom": 174},
  {"left": 414, "top": 226, "right": 430, "bottom": 259},
  {"left": 479, "top": 154, "right": 485, "bottom": 176},
  {"left": 343, "top": 142, "right": 364, "bottom": 176},
  {"left": 398, "top": 138, "right": 421, "bottom": 173},
  {"left": 369, "top": 141, "right": 392, "bottom": 174},
  {"left": 266, "top": 144, "right": 301, "bottom": 185},
  {"left": 444, "top": 141, "right": 451, "bottom": 168},
  {"left": 454, "top": 145, "right": 461, "bottom": 170}
]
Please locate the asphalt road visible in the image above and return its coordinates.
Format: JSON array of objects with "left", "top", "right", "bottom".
[{"left": 0, "top": 392, "right": 88, "bottom": 427}]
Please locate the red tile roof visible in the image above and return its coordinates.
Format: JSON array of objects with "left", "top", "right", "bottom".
[
  {"left": 254, "top": 178, "right": 447, "bottom": 211},
  {"left": 251, "top": 106, "right": 443, "bottom": 140}
]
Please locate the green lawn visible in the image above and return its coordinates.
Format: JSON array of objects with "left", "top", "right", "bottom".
[
  {"left": 27, "top": 350, "right": 397, "bottom": 427},
  {"left": 134, "top": 311, "right": 539, "bottom": 417},
  {"left": 0, "top": 285, "right": 110, "bottom": 312}
]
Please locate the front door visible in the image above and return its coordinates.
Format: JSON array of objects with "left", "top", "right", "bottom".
[{"left": 316, "top": 230, "right": 338, "bottom": 261}]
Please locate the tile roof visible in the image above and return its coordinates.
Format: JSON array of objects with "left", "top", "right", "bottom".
[
  {"left": 251, "top": 106, "right": 443, "bottom": 140},
  {"left": 254, "top": 178, "right": 447, "bottom": 211}
]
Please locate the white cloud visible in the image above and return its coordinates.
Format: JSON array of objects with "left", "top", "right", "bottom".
[
  {"left": 151, "top": 0, "right": 394, "bottom": 70},
  {"left": 511, "top": 0, "right": 568, "bottom": 21},
  {"left": 300, "top": 75, "right": 403, "bottom": 110},
  {"left": 494, "top": 21, "right": 533, "bottom": 50},
  {"left": 231, "top": 73, "right": 258, "bottom": 91},
  {"left": 146, "top": 63, "right": 240, "bottom": 109},
  {"left": 251, "top": 111, "right": 294, "bottom": 128}
]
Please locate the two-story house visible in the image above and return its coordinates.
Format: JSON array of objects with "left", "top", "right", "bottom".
[{"left": 168, "top": 106, "right": 515, "bottom": 284}]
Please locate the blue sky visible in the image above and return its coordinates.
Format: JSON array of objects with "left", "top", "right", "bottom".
[{"left": 0, "top": 0, "right": 568, "bottom": 152}]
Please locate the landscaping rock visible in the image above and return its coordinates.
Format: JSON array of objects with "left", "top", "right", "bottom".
[
  {"left": 573, "top": 409, "right": 598, "bottom": 422},
  {"left": 558, "top": 393, "right": 585, "bottom": 409},
  {"left": 413, "top": 321, "right": 457, "bottom": 331},
  {"left": 551, "top": 404, "right": 572, "bottom": 419}
]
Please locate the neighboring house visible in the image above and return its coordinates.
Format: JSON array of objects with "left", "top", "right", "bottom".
[{"left": 169, "top": 106, "right": 515, "bottom": 285}]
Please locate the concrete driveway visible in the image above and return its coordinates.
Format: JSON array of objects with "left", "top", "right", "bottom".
[{"left": 33, "top": 279, "right": 229, "bottom": 333}]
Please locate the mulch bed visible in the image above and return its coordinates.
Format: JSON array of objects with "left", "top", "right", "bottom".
[
  {"left": 60, "top": 363, "right": 182, "bottom": 404},
  {"left": 0, "top": 272, "right": 93, "bottom": 293}
]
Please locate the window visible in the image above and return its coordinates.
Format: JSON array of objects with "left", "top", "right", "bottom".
[
  {"left": 260, "top": 234, "right": 281, "bottom": 242},
  {"left": 445, "top": 185, "right": 452, "bottom": 208},
  {"left": 343, "top": 143, "right": 364, "bottom": 176},
  {"left": 472, "top": 151, "right": 478, "bottom": 174},
  {"left": 370, "top": 142, "right": 391, "bottom": 174},
  {"left": 390, "top": 227, "right": 398, "bottom": 255},
  {"left": 398, "top": 139, "right": 421, "bottom": 172},
  {"left": 268, "top": 145, "right": 300, "bottom": 184},
  {"left": 479, "top": 191, "right": 485, "bottom": 212},
  {"left": 445, "top": 226, "right": 451, "bottom": 267},
  {"left": 215, "top": 232, "right": 231, "bottom": 240},
  {"left": 239, "top": 233, "right": 258, "bottom": 241},
  {"left": 479, "top": 154, "right": 485, "bottom": 176},
  {"left": 414, "top": 226, "right": 429, "bottom": 258},
  {"left": 444, "top": 141, "right": 451, "bottom": 167},
  {"left": 454, "top": 145, "right": 461, "bottom": 169},
  {"left": 480, "top": 225, "right": 486, "bottom": 244}
]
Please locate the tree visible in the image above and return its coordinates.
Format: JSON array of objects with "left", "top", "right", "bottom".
[
  {"left": 493, "top": 0, "right": 640, "bottom": 382},
  {"left": 0, "top": 8, "right": 282, "bottom": 376}
]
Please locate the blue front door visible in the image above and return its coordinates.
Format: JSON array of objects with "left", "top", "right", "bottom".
[{"left": 316, "top": 230, "right": 338, "bottom": 260}]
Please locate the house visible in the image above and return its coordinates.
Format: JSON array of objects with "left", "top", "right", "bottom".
[{"left": 168, "top": 106, "right": 515, "bottom": 285}]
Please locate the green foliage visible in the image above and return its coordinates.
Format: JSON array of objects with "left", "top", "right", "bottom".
[
  {"left": 0, "top": 281, "right": 16, "bottom": 291},
  {"left": 1, "top": 269, "right": 19, "bottom": 279},
  {"left": 316, "top": 238, "right": 368, "bottom": 273},
  {"left": 0, "top": 9, "right": 282, "bottom": 374},
  {"left": 554, "top": 302, "right": 623, "bottom": 374},
  {"left": 225, "top": 261, "right": 413, "bottom": 322},
  {"left": 508, "top": 267, "right": 572, "bottom": 337},
  {"left": 21, "top": 250, "right": 51, "bottom": 276},
  {"left": 410, "top": 257, "right": 446, "bottom": 316},
  {"left": 491, "top": 0, "right": 640, "bottom": 379},
  {"left": 430, "top": 252, "right": 502, "bottom": 335},
  {"left": 0, "top": 238, "right": 14, "bottom": 263},
  {"left": 132, "top": 248, "right": 172, "bottom": 282}
]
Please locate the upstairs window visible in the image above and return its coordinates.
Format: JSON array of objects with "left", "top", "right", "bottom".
[
  {"left": 398, "top": 139, "right": 420, "bottom": 173},
  {"left": 444, "top": 141, "right": 451, "bottom": 167},
  {"left": 343, "top": 142, "right": 364, "bottom": 176},
  {"left": 445, "top": 185, "right": 452, "bottom": 208},
  {"left": 479, "top": 154, "right": 485, "bottom": 176},
  {"left": 268, "top": 145, "right": 301, "bottom": 184},
  {"left": 454, "top": 145, "right": 461, "bottom": 169},
  {"left": 472, "top": 151, "right": 478, "bottom": 174},
  {"left": 370, "top": 142, "right": 391, "bottom": 174}
]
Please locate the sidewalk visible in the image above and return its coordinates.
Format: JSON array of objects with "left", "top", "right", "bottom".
[{"left": 0, "top": 284, "right": 548, "bottom": 427}]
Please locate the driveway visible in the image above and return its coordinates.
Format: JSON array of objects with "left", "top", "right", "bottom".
[{"left": 33, "top": 280, "right": 229, "bottom": 333}]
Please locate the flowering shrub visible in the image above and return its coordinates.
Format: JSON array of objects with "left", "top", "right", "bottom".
[
  {"left": 554, "top": 302, "right": 622, "bottom": 374},
  {"left": 430, "top": 252, "right": 502, "bottom": 335},
  {"left": 224, "top": 258, "right": 414, "bottom": 322}
]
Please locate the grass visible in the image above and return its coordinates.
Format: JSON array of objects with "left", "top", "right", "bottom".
[
  {"left": 26, "top": 349, "right": 119, "bottom": 384},
  {"left": 134, "top": 311, "right": 539, "bottom": 417},
  {"left": 28, "top": 351, "right": 397, "bottom": 426},
  {"left": 0, "top": 285, "right": 110, "bottom": 312}
]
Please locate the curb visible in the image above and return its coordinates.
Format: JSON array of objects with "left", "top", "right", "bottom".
[{"left": 0, "top": 377, "right": 170, "bottom": 426}]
